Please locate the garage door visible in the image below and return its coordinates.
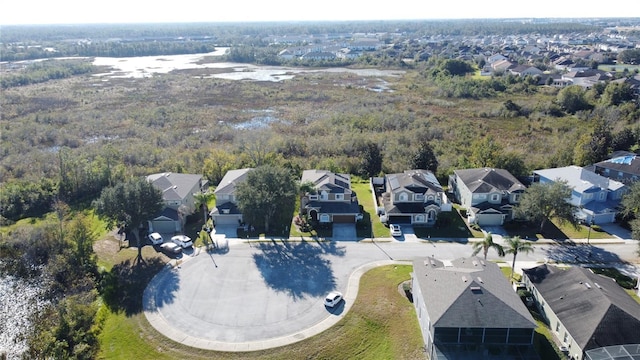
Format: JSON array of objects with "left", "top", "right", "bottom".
[
  {"left": 151, "top": 220, "right": 178, "bottom": 234},
  {"left": 333, "top": 215, "right": 356, "bottom": 223},
  {"left": 477, "top": 214, "right": 504, "bottom": 226},
  {"left": 387, "top": 215, "right": 412, "bottom": 224},
  {"left": 214, "top": 215, "right": 242, "bottom": 225}
]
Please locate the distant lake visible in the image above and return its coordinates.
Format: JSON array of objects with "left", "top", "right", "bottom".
[{"left": 92, "top": 47, "right": 405, "bottom": 85}]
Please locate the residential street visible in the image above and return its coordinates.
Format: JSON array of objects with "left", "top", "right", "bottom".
[{"left": 144, "top": 236, "right": 639, "bottom": 351}]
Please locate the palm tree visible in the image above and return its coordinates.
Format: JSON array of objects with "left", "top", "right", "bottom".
[
  {"left": 193, "top": 190, "right": 215, "bottom": 225},
  {"left": 504, "top": 236, "right": 534, "bottom": 281},
  {"left": 471, "top": 232, "right": 505, "bottom": 260}
]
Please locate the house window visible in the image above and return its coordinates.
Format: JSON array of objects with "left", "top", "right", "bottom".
[
  {"left": 415, "top": 194, "right": 424, "bottom": 201},
  {"left": 491, "top": 194, "right": 500, "bottom": 202},
  {"left": 399, "top": 192, "right": 408, "bottom": 201},
  {"left": 513, "top": 193, "right": 521, "bottom": 202},
  {"left": 555, "top": 322, "right": 560, "bottom": 333},
  {"left": 319, "top": 214, "right": 330, "bottom": 223},
  {"left": 309, "top": 195, "right": 318, "bottom": 200},
  {"left": 427, "top": 209, "right": 437, "bottom": 221},
  {"left": 415, "top": 214, "right": 425, "bottom": 223},
  {"left": 335, "top": 194, "right": 344, "bottom": 201},
  {"left": 427, "top": 195, "right": 434, "bottom": 201},
  {"left": 604, "top": 168, "right": 610, "bottom": 175},
  {"left": 320, "top": 191, "right": 328, "bottom": 200},
  {"left": 563, "top": 332, "right": 569, "bottom": 344},
  {"left": 599, "top": 192, "right": 606, "bottom": 201}
]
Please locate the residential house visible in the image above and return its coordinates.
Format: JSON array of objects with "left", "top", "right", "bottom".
[
  {"left": 533, "top": 166, "right": 626, "bottom": 224},
  {"left": 448, "top": 168, "right": 526, "bottom": 226},
  {"left": 523, "top": 264, "right": 640, "bottom": 360},
  {"left": 491, "top": 59, "right": 515, "bottom": 72},
  {"left": 412, "top": 257, "right": 538, "bottom": 360},
  {"left": 146, "top": 172, "right": 208, "bottom": 234},
  {"left": 381, "top": 169, "right": 446, "bottom": 226},
  {"left": 588, "top": 151, "right": 640, "bottom": 184},
  {"left": 300, "top": 169, "right": 361, "bottom": 223},
  {"left": 508, "top": 64, "right": 543, "bottom": 77},
  {"left": 210, "top": 168, "right": 252, "bottom": 226},
  {"left": 562, "top": 69, "right": 613, "bottom": 89}
]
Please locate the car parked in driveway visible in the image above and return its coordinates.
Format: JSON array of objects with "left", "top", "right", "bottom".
[
  {"left": 390, "top": 224, "right": 402, "bottom": 237},
  {"left": 171, "top": 235, "right": 193, "bottom": 248},
  {"left": 148, "top": 232, "right": 164, "bottom": 245},
  {"left": 324, "top": 291, "right": 343, "bottom": 308},
  {"left": 160, "top": 242, "right": 182, "bottom": 255}
]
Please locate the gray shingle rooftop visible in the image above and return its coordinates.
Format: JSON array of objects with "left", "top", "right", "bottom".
[
  {"left": 454, "top": 168, "right": 525, "bottom": 193},
  {"left": 146, "top": 172, "right": 203, "bottom": 201},
  {"left": 413, "top": 257, "right": 536, "bottom": 329},
  {"left": 523, "top": 265, "right": 640, "bottom": 351}
]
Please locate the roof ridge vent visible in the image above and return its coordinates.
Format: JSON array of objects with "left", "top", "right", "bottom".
[
  {"left": 585, "top": 282, "right": 592, "bottom": 289},
  {"left": 462, "top": 276, "right": 468, "bottom": 282},
  {"left": 477, "top": 277, "right": 484, "bottom": 283}
]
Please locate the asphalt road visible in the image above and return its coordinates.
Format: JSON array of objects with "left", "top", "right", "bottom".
[{"left": 144, "top": 239, "right": 640, "bottom": 351}]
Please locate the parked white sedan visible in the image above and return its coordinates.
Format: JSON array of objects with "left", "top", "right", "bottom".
[
  {"left": 160, "top": 242, "right": 182, "bottom": 255},
  {"left": 324, "top": 291, "right": 343, "bottom": 308},
  {"left": 171, "top": 235, "right": 193, "bottom": 248}
]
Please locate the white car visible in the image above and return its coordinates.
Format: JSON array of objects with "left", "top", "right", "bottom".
[
  {"left": 324, "top": 291, "right": 343, "bottom": 308},
  {"left": 171, "top": 235, "right": 193, "bottom": 248},
  {"left": 147, "top": 232, "right": 164, "bottom": 245},
  {"left": 160, "top": 242, "right": 182, "bottom": 255},
  {"left": 390, "top": 224, "right": 402, "bottom": 237}
]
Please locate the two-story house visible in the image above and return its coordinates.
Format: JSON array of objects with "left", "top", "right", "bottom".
[
  {"left": 210, "top": 168, "right": 252, "bottom": 226},
  {"left": 146, "top": 172, "right": 208, "bottom": 234},
  {"left": 300, "top": 169, "right": 361, "bottom": 223},
  {"left": 523, "top": 264, "right": 640, "bottom": 360},
  {"left": 413, "top": 257, "right": 538, "bottom": 360},
  {"left": 533, "top": 166, "right": 626, "bottom": 224},
  {"left": 381, "top": 169, "right": 445, "bottom": 226},
  {"left": 448, "top": 168, "right": 526, "bottom": 226},
  {"left": 588, "top": 151, "right": 640, "bottom": 185}
]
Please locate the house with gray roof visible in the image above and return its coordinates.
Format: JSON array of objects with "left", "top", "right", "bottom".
[
  {"left": 210, "top": 168, "right": 252, "bottom": 226},
  {"left": 146, "top": 172, "right": 208, "bottom": 234},
  {"left": 412, "top": 257, "right": 538, "bottom": 360},
  {"left": 523, "top": 264, "right": 640, "bottom": 360},
  {"left": 533, "top": 166, "right": 626, "bottom": 224},
  {"left": 588, "top": 151, "right": 640, "bottom": 185},
  {"left": 381, "top": 169, "right": 446, "bottom": 226},
  {"left": 449, "top": 168, "right": 526, "bottom": 226},
  {"left": 300, "top": 169, "right": 361, "bottom": 223}
]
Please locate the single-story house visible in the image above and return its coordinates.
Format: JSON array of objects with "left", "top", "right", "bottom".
[
  {"left": 523, "top": 264, "right": 640, "bottom": 360},
  {"left": 413, "top": 257, "right": 538, "bottom": 360}
]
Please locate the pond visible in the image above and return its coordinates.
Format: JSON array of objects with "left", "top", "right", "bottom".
[{"left": 91, "top": 47, "right": 405, "bottom": 87}]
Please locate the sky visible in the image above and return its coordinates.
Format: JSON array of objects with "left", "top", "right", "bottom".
[{"left": 1, "top": 0, "right": 639, "bottom": 25}]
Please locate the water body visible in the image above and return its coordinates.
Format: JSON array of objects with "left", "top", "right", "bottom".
[{"left": 91, "top": 48, "right": 404, "bottom": 84}]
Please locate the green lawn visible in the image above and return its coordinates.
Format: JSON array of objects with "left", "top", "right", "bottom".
[
  {"left": 503, "top": 218, "right": 614, "bottom": 241},
  {"left": 97, "top": 264, "right": 424, "bottom": 359},
  {"left": 414, "top": 206, "right": 483, "bottom": 239},
  {"left": 351, "top": 181, "right": 388, "bottom": 238}
]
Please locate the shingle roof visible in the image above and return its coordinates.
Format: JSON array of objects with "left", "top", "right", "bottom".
[
  {"left": 386, "top": 169, "right": 442, "bottom": 195},
  {"left": 454, "top": 168, "right": 525, "bottom": 194},
  {"left": 301, "top": 169, "right": 352, "bottom": 194},
  {"left": 523, "top": 265, "right": 640, "bottom": 350},
  {"left": 534, "top": 166, "right": 625, "bottom": 192},
  {"left": 413, "top": 257, "right": 536, "bottom": 329},
  {"left": 594, "top": 155, "right": 640, "bottom": 177},
  {"left": 214, "top": 168, "right": 252, "bottom": 195},
  {"left": 146, "top": 172, "right": 203, "bottom": 201}
]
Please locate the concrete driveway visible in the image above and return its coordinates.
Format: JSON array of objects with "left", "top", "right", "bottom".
[{"left": 332, "top": 223, "right": 357, "bottom": 240}]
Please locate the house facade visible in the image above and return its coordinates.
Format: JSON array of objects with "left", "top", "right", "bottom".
[
  {"left": 523, "top": 265, "right": 640, "bottom": 360},
  {"left": 448, "top": 168, "right": 526, "bottom": 226},
  {"left": 533, "top": 166, "right": 626, "bottom": 224},
  {"left": 300, "top": 169, "right": 361, "bottom": 223},
  {"left": 381, "top": 169, "right": 446, "bottom": 226},
  {"left": 146, "top": 172, "right": 208, "bottom": 234},
  {"left": 210, "top": 168, "right": 252, "bottom": 226},
  {"left": 412, "top": 257, "right": 538, "bottom": 360}
]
